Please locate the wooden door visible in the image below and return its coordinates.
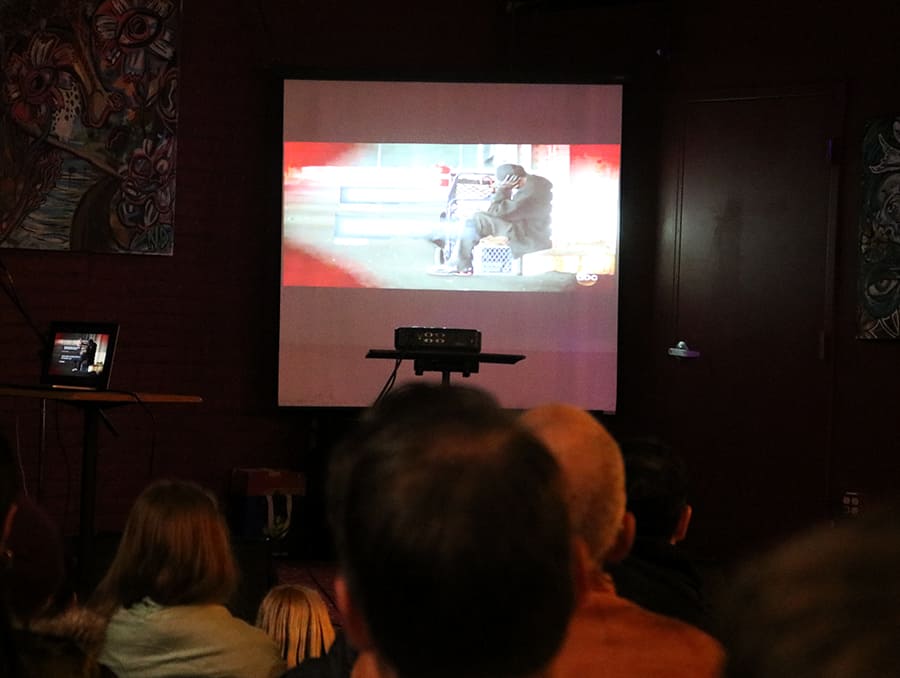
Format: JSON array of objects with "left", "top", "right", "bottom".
[{"left": 652, "top": 88, "right": 841, "bottom": 562}]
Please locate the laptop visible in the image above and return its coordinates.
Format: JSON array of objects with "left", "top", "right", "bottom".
[{"left": 40, "top": 321, "right": 119, "bottom": 390}]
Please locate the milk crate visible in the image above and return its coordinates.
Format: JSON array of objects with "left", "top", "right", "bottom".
[{"left": 473, "top": 242, "right": 521, "bottom": 275}]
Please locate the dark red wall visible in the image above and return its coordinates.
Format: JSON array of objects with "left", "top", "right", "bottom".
[
  {"left": 657, "top": 1, "right": 900, "bottom": 542},
  {"left": 1, "top": 1, "right": 898, "bottom": 560}
]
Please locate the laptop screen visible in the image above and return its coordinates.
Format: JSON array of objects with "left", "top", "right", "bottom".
[{"left": 40, "top": 322, "right": 119, "bottom": 390}]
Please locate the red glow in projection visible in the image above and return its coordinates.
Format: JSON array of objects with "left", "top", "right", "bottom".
[
  {"left": 281, "top": 142, "right": 621, "bottom": 290},
  {"left": 284, "top": 142, "right": 357, "bottom": 175},
  {"left": 571, "top": 144, "right": 621, "bottom": 176}
]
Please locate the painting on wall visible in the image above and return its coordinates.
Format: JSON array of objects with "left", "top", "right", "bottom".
[
  {"left": 859, "top": 115, "right": 900, "bottom": 338},
  {"left": 0, "top": 0, "right": 179, "bottom": 254}
]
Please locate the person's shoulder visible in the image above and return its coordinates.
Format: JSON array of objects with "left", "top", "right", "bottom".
[
  {"left": 28, "top": 606, "right": 108, "bottom": 653},
  {"left": 288, "top": 630, "right": 358, "bottom": 678},
  {"left": 527, "top": 174, "right": 552, "bottom": 190},
  {"left": 111, "top": 602, "right": 247, "bottom": 636},
  {"left": 620, "top": 595, "right": 722, "bottom": 655},
  {"left": 559, "top": 590, "right": 723, "bottom": 678},
  {"left": 582, "top": 589, "right": 723, "bottom": 654},
  {"left": 175, "top": 603, "right": 272, "bottom": 638},
  {"left": 13, "top": 608, "right": 111, "bottom": 678}
]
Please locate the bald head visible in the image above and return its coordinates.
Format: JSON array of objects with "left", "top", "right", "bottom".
[{"left": 521, "top": 404, "right": 626, "bottom": 566}]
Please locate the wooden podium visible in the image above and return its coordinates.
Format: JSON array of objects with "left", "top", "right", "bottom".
[{"left": 0, "top": 385, "right": 202, "bottom": 591}]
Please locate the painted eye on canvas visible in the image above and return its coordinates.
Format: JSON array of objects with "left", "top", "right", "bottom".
[{"left": 118, "top": 11, "right": 161, "bottom": 47}]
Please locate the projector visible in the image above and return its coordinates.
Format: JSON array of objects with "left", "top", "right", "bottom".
[{"left": 394, "top": 327, "right": 481, "bottom": 352}]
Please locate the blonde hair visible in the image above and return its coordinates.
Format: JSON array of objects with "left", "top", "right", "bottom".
[
  {"left": 521, "top": 403, "right": 626, "bottom": 566},
  {"left": 256, "top": 584, "right": 336, "bottom": 669}
]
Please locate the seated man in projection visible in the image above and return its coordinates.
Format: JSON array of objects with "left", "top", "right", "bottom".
[
  {"left": 432, "top": 163, "right": 553, "bottom": 275},
  {"left": 76, "top": 338, "right": 97, "bottom": 372}
]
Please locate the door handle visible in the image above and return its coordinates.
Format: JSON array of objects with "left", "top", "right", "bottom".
[{"left": 667, "top": 340, "right": 700, "bottom": 359}]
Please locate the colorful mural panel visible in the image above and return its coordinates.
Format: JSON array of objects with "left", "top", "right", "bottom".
[
  {"left": 859, "top": 115, "right": 900, "bottom": 338},
  {"left": 0, "top": 0, "right": 179, "bottom": 254}
]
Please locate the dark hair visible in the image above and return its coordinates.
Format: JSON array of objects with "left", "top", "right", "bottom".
[
  {"left": 620, "top": 437, "right": 688, "bottom": 539},
  {"left": 0, "top": 431, "right": 19, "bottom": 523},
  {"left": 3, "top": 496, "right": 67, "bottom": 622},
  {"left": 91, "top": 479, "right": 237, "bottom": 616},
  {"left": 327, "top": 383, "right": 575, "bottom": 678},
  {"left": 718, "top": 507, "right": 900, "bottom": 678},
  {"left": 0, "top": 431, "right": 22, "bottom": 677}
]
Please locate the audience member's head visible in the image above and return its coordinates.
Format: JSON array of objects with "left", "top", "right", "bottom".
[
  {"left": 520, "top": 403, "right": 632, "bottom": 569},
  {"left": 0, "top": 431, "right": 19, "bottom": 529},
  {"left": 327, "top": 383, "right": 576, "bottom": 678},
  {"left": 619, "top": 437, "right": 692, "bottom": 543},
  {"left": 0, "top": 430, "right": 21, "bottom": 677},
  {"left": 256, "top": 584, "right": 336, "bottom": 669},
  {"left": 718, "top": 508, "right": 900, "bottom": 678},
  {"left": 1, "top": 431, "right": 21, "bottom": 577},
  {"left": 2, "top": 496, "right": 68, "bottom": 623},
  {"left": 0, "top": 430, "right": 69, "bottom": 624},
  {"left": 2, "top": 432, "right": 105, "bottom": 678},
  {"left": 91, "top": 479, "right": 237, "bottom": 616}
]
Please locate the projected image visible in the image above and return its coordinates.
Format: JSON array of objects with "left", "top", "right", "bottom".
[
  {"left": 282, "top": 142, "right": 620, "bottom": 292},
  {"left": 279, "top": 79, "right": 622, "bottom": 410}
]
